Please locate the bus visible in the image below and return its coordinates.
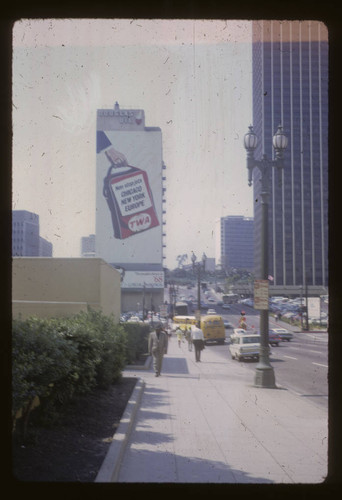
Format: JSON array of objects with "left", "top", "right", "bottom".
[
  {"left": 222, "top": 293, "right": 239, "bottom": 304},
  {"left": 172, "top": 314, "right": 225, "bottom": 345},
  {"left": 174, "top": 301, "right": 189, "bottom": 316}
]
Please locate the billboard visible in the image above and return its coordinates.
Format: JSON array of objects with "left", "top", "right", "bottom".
[
  {"left": 121, "top": 270, "right": 164, "bottom": 289},
  {"left": 308, "top": 297, "right": 321, "bottom": 320},
  {"left": 96, "top": 124, "right": 163, "bottom": 265}
]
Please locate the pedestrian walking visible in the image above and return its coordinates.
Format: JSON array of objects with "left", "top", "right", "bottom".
[
  {"left": 191, "top": 323, "right": 205, "bottom": 362},
  {"left": 176, "top": 326, "right": 183, "bottom": 347},
  {"left": 185, "top": 327, "right": 192, "bottom": 351},
  {"left": 148, "top": 323, "right": 168, "bottom": 377}
]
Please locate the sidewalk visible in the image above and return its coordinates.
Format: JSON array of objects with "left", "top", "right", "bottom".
[{"left": 96, "top": 334, "right": 328, "bottom": 484}]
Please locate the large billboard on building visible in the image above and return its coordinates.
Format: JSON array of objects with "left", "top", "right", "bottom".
[
  {"left": 96, "top": 105, "right": 163, "bottom": 266},
  {"left": 121, "top": 270, "right": 164, "bottom": 289}
]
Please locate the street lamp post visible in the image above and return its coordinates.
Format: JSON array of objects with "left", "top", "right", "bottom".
[
  {"left": 191, "top": 251, "right": 207, "bottom": 322},
  {"left": 243, "top": 124, "right": 288, "bottom": 388}
]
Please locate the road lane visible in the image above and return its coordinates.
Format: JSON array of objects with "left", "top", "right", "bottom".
[
  {"left": 210, "top": 330, "right": 328, "bottom": 410},
  {"left": 167, "top": 286, "right": 328, "bottom": 410}
]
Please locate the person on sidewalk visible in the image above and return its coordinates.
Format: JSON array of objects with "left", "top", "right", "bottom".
[
  {"left": 148, "top": 323, "right": 168, "bottom": 377},
  {"left": 191, "top": 323, "right": 205, "bottom": 362},
  {"left": 185, "top": 327, "right": 192, "bottom": 351},
  {"left": 176, "top": 326, "right": 183, "bottom": 347}
]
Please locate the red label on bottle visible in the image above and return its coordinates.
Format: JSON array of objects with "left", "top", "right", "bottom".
[{"left": 104, "top": 166, "right": 159, "bottom": 239}]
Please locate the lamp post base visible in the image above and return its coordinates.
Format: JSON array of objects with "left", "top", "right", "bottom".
[{"left": 254, "top": 365, "right": 277, "bottom": 388}]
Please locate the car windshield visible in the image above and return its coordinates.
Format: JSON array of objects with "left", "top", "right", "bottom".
[{"left": 242, "top": 336, "right": 260, "bottom": 344}]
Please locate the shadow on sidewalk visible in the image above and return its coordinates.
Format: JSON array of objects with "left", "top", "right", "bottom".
[
  {"left": 141, "top": 386, "right": 169, "bottom": 408},
  {"left": 161, "top": 357, "right": 189, "bottom": 374},
  {"left": 118, "top": 448, "right": 274, "bottom": 483}
]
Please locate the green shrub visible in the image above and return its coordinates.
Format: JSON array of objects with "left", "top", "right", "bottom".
[
  {"left": 12, "top": 317, "right": 77, "bottom": 431},
  {"left": 59, "top": 314, "right": 102, "bottom": 395},
  {"left": 12, "top": 310, "right": 129, "bottom": 432},
  {"left": 80, "top": 309, "right": 127, "bottom": 388},
  {"left": 123, "top": 322, "right": 150, "bottom": 364}
]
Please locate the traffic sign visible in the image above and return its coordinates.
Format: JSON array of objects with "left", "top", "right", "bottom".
[{"left": 254, "top": 280, "right": 269, "bottom": 310}]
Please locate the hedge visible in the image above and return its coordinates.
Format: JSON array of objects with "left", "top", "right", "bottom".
[
  {"left": 12, "top": 310, "right": 151, "bottom": 435},
  {"left": 123, "top": 322, "right": 150, "bottom": 364}
]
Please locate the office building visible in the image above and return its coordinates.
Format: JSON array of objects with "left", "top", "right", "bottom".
[
  {"left": 252, "top": 21, "right": 328, "bottom": 291},
  {"left": 12, "top": 210, "right": 53, "bottom": 257},
  {"left": 39, "top": 237, "right": 53, "bottom": 257},
  {"left": 96, "top": 102, "right": 166, "bottom": 311},
  {"left": 81, "top": 234, "right": 96, "bottom": 257},
  {"left": 215, "top": 216, "right": 254, "bottom": 272}
]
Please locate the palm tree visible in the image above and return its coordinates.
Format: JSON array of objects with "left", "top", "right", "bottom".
[{"left": 176, "top": 254, "right": 188, "bottom": 268}]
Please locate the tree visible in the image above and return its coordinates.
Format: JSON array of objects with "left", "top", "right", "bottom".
[{"left": 176, "top": 254, "right": 188, "bottom": 268}]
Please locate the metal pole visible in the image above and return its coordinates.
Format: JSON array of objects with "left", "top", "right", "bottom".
[
  {"left": 244, "top": 125, "right": 287, "bottom": 389},
  {"left": 305, "top": 279, "right": 309, "bottom": 331},
  {"left": 142, "top": 284, "right": 146, "bottom": 320},
  {"left": 197, "top": 266, "right": 201, "bottom": 314},
  {"left": 300, "top": 285, "right": 304, "bottom": 330},
  {"left": 254, "top": 163, "right": 276, "bottom": 388}
]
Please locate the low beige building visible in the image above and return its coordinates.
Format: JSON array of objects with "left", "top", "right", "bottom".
[{"left": 12, "top": 257, "right": 121, "bottom": 320}]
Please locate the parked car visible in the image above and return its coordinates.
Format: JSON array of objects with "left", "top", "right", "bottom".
[
  {"left": 311, "top": 318, "right": 328, "bottom": 326},
  {"left": 240, "top": 298, "right": 254, "bottom": 307},
  {"left": 223, "top": 320, "right": 234, "bottom": 329},
  {"left": 229, "top": 332, "right": 260, "bottom": 361},
  {"left": 127, "top": 315, "right": 141, "bottom": 323},
  {"left": 270, "top": 328, "right": 293, "bottom": 342},
  {"left": 268, "top": 331, "right": 281, "bottom": 346},
  {"left": 207, "top": 308, "right": 217, "bottom": 315}
]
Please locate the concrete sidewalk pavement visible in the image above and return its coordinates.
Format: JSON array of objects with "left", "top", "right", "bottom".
[{"left": 96, "top": 334, "right": 328, "bottom": 484}]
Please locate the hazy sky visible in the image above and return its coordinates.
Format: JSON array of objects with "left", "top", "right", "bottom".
[{"left": 12, "top": 18, "right": 253, "bottom": 269}]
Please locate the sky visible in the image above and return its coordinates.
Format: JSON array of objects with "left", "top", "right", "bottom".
[{"left": 12, "top": 18, "right": 253, "bottom": 269}]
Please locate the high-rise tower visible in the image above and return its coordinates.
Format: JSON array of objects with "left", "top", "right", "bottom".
[
  {"left": 252, "top": 21, "right": 328, "bottom": 291},
  {"left": 96, "top": 102, "right": 166, "bottom": 312},
  {"left": 215, "top": 216, "right": 254, "bottom": 272}
]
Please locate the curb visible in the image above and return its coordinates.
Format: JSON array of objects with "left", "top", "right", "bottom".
[
  {"left": 125, "top": 354, "right": 152, "bottom": 371},
  {"left": 95, "top": 377, "right": 145, "bottom": 483}
]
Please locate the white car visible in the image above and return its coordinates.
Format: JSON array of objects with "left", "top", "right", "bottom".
[
  {"left": 229, "top": 333, "right": 260, "bottom": 361},
  {"left": 127, "top": 316, "right": 141, "bottom": 323},
  {"left": 233, "top": 328, "right": 247, "bottom": 335},
  {"left": 207, "top": 309, "right": 217, "bottom": 315}
]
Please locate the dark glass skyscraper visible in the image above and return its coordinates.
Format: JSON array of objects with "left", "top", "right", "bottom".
[{"left": 252, "top": 21, "right": 328, "bottom": 290}]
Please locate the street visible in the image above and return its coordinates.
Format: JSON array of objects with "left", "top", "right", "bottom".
[
  {"left": 167, "top": 286, "right": 328, "bottom": 411},
  {"left": 212, "top": 330, "right": 328, "bottom": 411}
]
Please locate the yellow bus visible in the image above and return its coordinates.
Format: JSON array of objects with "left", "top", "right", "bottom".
[{"left": 172, "top": 315, "right": 225, "bottom": 345}]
